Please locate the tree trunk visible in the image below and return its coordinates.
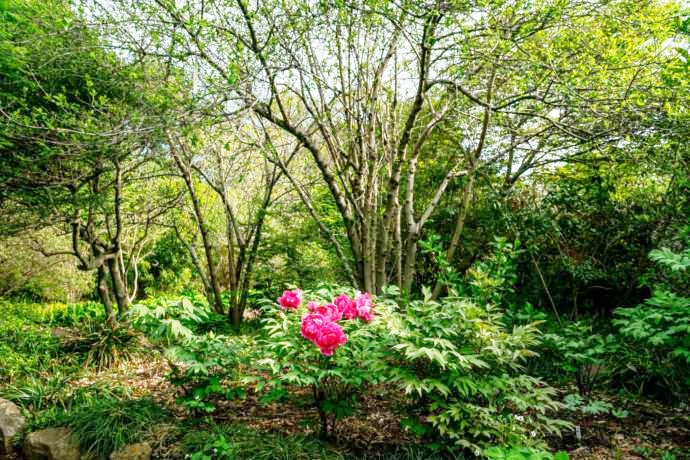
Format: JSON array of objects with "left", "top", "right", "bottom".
[
  {"left": 432, "top": 173, "right": 475, "bottom": 298},
  {"left": 107, "top": 256, "right": 130, "bottom": 316},
  {"left": 171, "top": 144, "right": 225, "bottom": 314},
  {"left": 97, "top": 264, "right": 116, "bottom": 326}
]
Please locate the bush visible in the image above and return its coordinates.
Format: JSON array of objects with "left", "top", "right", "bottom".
[
  {"left": 537, "top": 321, "right": 619, "bottom": 397},
  {"left": 128, "top": 293, "right": 249, "bottom": 413},
  {"left": 387, "top": 288, "right": 569, "bottom": 455},
  {"left": 257, "top": 285, "right": 388, "bottom": 439},
  {"left": 613, "top": 244, "right": 690, "bottom": 399},
  {"left": 483, "top": 445, "right": 569, "bottom": 460},
  {"left": 128, "top": 294, "right": 227, "bottom": 343},
  {"left": 166, "top": 332, "right": 248, "bottom": 414}
]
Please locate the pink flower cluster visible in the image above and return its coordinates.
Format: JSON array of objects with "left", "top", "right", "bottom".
[{"left": 276, "top": 289, "right": 375, "bottom": 356}]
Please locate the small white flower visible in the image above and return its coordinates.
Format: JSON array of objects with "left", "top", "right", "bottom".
[
  {"left": 515, "top": 415, "right": 525, "bottom": 422},
  {"left": 530, "top": 430, "right": 537, "bottom": 437}
]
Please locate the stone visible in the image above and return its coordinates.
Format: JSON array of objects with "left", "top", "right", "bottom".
[
  {"left": 109, "top": 442, "right": 152, "bottom": 460},
  {"left": 23, "top": 427, "right": 80, "bottom": 460},
  {"left": 0, "top": 398, "right": 26, "bottom": 456}
]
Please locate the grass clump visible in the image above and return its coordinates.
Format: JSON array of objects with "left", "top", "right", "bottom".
[
  {"left": 60, "top": 320, "right": 143, "bottom": 370},
  {"left": 62, "top": 396, "right": 167, "bottom": 458}
]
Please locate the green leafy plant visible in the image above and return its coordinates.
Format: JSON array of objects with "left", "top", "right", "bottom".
[
  {"left": 388, "top": 288, "right": 569, "bottom": 455},
  {"left": 166, "top": 332, "right": 248, "bottom": 414},
  {"left": 466, "top": 237, "right": 522, "bottom": 306},
  {"left": 483, "top": 445, "right": 569, "bottom": 460},
  {"left": 128, "top": 294, "right": 223, "bottom": 344},
  {"left": 182, "top": 423, "right": 340, "bottom": 460},
  {"left": 614, "top": 242, "right": 690, "bottom": 399},
  {"left": 538, "top": 322, "right": 619, "bottom": 397},
  {"left": 562, "top": 393, "right": 628, "bottom": 418}
]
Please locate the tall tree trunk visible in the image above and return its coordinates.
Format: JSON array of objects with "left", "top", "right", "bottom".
[{"left": 171, "top": 143, "right": 225, "bottom": 314}]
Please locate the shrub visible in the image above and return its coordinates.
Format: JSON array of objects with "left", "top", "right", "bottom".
[
  {"left": 166, "top": 332, "right": 248, "bottom": 414},
  {"left": 537, "top": 321, "right": 620, "bottom": 397},
  {"left": 128, "top": 294, "right": 225, "bottom": 344},
  {"left": 257, "top": 285, "right": 389, "bottom": 439},
  {"left": 128, "top": 294, "right": 249, "bottom": 413},
  {"left": 613, "top": 244, "right": 690, "bottom": 399},
  {"left": 483, "top": 445, "right": 569, "bottom": 460},
  {"left": 387, "top": 288, "right": 569, "bottom": 455}
]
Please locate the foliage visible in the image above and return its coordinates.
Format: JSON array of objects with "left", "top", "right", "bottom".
[
  {"left": 128, "top": 294, "right": 224, "bottom": 343},
  {"left": 0, "top": 301, "right": 77, "bottom": 385},
  {"left": 128, "top": 293, "right": 249, "bottom": 414},
  {"left": 387, "top": 289, "right": 569, "bottom": 455},
  {"left": 465, "top": 238, "right": 522, "bottom": 306},
  {"left": 613, "top": 239, "right": 690, "bottom": 399},
  {"left": 0, "top": 232, "right": 94, "bottom": 302},
  {"left": 537, "top": 322, "right": 620, "bottom": 397},
  {"left": 483, "top": 445, "right": 569, "bottom": 460},
  {"left": 166, "top": 333, "right": 248, "bottom": 414},
  {"left": 181, "top": 423, "right": 341, "bottom": 460},
  {"left": 561, "top": 393, "right": 629, "bottom": 419}
]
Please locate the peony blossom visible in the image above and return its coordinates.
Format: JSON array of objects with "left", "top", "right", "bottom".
[
  {"left": 333, "top": 294, "right": 357, "bottom": 320},
  {"left": 301, "top": 312, "right": 328, "bottom": 342},
  {"left": 355, "top": 291, "right": 374, "bottom": 322},
  {"left": 313, "top": 303, "right": 343, "bottom": 322},
  {"left": 307, "top": 300, "right": 319, "bottom": 312},
  {"left": 313, "top": 320, "right": 348, "bottom": 356},
  {"left": 278, "top": 289, "right": 302, "bottom": 310}
]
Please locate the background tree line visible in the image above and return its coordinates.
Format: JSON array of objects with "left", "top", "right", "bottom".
[{"left": 1, "top": 0, "right": 688, "bottom": 326}]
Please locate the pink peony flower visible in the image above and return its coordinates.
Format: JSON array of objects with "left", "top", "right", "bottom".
[
  {"left": 313, "top": 320, "right": 348, "bottom": 356},
  {"left": 313, "top": 303, "right": 343, "bottom": 322},
  {"left": 333, "top": 294, "right": 357, "bottom": 320},
  {"left": 307, "top": 300, "right": 319, "bottom": 312},
  {"left": 278, "top": 289, "right": 302, "bottom": 310},
  {"left": 301, "top": 312, "right": 328, "bottom": 342},
  {"left": 355, "top": 291, "right": 374, "bottom": 322}
]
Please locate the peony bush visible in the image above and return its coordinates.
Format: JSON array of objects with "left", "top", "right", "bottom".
[
  {"left": 257, "top": 284, "right": 566, "bottom": 451},
  {"left": 257, "top": 286, "right": 389, "bottom": 439}
]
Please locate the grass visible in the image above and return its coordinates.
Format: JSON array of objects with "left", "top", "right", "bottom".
[
  {"left": 179, "top": 422, "right": 344, "bottom": 460},
  {"left": 60, "top": 319, "right": 143, "bottom": 370},
  {"left": 61, "top": 396, "right": 168, "bottom": 458},
  {"left": 177, "top": 421, "right": 465, "bottom": 460}
]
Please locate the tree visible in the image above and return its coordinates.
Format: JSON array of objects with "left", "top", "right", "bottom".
[
  {"left": 166, "top": 118, "right": 294, "bottom": 326},
  {"left": 0, "top": 0, "right": 181, "bottom": 322},
  {"left": 94, "top": 0, "right": 683, "bottom": 295}
]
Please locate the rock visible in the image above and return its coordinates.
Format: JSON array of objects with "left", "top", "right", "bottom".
[
  {"left": 109, "top": 442, "right": 152, "bottom": 460},
  {"left": 23, "top": 427, "right": 80, "bottom": 460},
  {"left": 0, "top": 398, "right": 26, "bottom": 456}
]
